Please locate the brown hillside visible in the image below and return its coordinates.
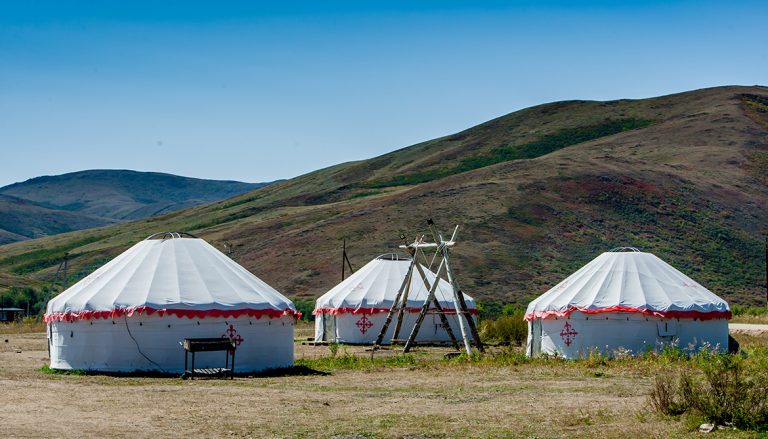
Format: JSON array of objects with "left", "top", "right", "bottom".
[{"left": 0, "top": 85, "right": 766, "bottom": 307}]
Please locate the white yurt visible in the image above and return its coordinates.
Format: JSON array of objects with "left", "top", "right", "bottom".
[
  {"left": 525, "top": 248, "right": 731, "bottom": 358},
  {"left": 45, "top": 232, "right": 299, "bottom": 373},
  {"left": 313, "top": 254, "right": 477, "bottom": 344}
]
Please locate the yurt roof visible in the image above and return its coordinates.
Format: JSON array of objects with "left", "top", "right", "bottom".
[
  {"left": 525, "top": 248, "right": 731, "bottom": 321},
  {"left": 45, "top": 232, "right": 298, "bottom": 322},
  {"left": 314, "top": 253, "right": 477, "bottom": 315}
]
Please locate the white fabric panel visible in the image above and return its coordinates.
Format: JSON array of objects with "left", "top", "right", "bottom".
[
  {"left": 314, "top": 256, "right": 476, "bottom": 311},
  {"left": 320, "top": 312, "right": 477, "bottom": 344},
  {"left": 527, "top": 312, "right": 728, "bottom": 358},
  {"left": 526, "top": 251, "right": 730, "bottom": 316},
  {"left": 47, "top": 237, "right": 296, "bottom": 315},
  {"left": 314, "top": 315, "right": 324, "bottom": 342},
  {"left": 49, "top": 315, "right": 294, "bottom": 373}
]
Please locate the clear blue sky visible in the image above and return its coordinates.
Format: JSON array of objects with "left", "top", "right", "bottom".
[{"left": 1, "top": 1, "right": 765, "bottom": 186}]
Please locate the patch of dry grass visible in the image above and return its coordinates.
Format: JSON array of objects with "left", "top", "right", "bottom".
[
  {"left": 1, "top": 323, "right": 766, "bottom": 438},
  {"left": 731, "top": 314, "right": 768, "bottom": 325},
  {"left": 0, "top": 320, "right": 46, "bottom": 335},
  {"left": 732, "top": 333, "right": 768, "bottom": 350}
]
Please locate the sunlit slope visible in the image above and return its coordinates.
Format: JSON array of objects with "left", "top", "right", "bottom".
[
  {"left": 0, "top": 170, "right": 271, "bottom": 243},
  {"left": 1, "top": 85, "right": 765, "bottom": 305}
]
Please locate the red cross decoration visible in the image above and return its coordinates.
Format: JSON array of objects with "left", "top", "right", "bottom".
[
  {"left": 560, "top": 321, "right": 578, "bottom": 347},
  {"left": 355, "top": 315, "right": 374, "bottom": 334},
  {"left": 222, "top": 324, "right": 245, "bottom": 346}
]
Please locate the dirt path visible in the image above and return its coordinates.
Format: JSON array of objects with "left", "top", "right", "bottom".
[{"left": 729, "top": 323, "right": 768, "bottom": 336}]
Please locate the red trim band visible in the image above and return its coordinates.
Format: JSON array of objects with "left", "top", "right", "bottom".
[
  {"left": 524, "top": 305, "right": 731, "bottom": 322},
  {"left": 312, "top": 306, "right": 479, "bottom": 316},
  {"left": 44, "top": 306, "right": 302, "bottom": 323}
]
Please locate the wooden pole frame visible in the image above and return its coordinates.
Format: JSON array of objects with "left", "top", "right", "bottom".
[
  {"left": 373, "top": 238, "right": 461, "bottom": 352},
  {"left": 372, "top": 221, "right": 484, "bottom": 355},
  {"left": 341, "top": 238, "right": 355, "bottom": 281},
  {"left": 403, "top": 222, "right": 483, "bottom": 354}
]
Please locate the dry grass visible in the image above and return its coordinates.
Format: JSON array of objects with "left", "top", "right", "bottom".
[
  {"left": 0, "top": 336, "right": 666, "bottom": 438},
  {"left": 1, "top": 322, "right": 766, "bottom": 438},
  {"left": 0, "top": 320, "right": 46, "bottom": 335},
  {"left": 731, "top": 314, "right": 768, "bottom": 325},
  {"left": 733, "top": 333, "right": 768, "bottom": 350}
]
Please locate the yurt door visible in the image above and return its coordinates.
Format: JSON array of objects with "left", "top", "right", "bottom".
[{"left": 323, "top": 313, "right": 336, "bottom": 342}]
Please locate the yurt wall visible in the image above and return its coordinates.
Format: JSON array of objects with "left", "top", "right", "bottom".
[
  {"left": 317, "top": 310, "right": 475, "bottom": 344},
  {"left": 49, "top": 315, "right": 295, "bottom": 373},
  {"left": 527, "top": 312, "right": 729, "bottom": 358}
]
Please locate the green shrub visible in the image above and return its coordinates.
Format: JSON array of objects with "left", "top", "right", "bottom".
[
  {"left": 476, "top": 301, "right": 504, "bottom": 319},
  {"left": 328, "top": 342, "right": 340, "bottom": 358},
  {"left": 479, "top": 307, "right": 527, "bottom": 345},
  {"left": 732, "top": 305, "right": 767, "bottom": 317},
  {"left": 291, "top": 298, "right": 316, "bottom": 321},
  {"left": 22, "top": 315, "right": 40, "bottom": 324},
  {"left": 648, "top": 351, "right": 768, "bottom": 431},
  {"left": 649, "top": 368, "right": 694, "bottom": 416}
]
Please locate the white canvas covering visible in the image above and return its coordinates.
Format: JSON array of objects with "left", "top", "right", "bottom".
[
  {"left": 48, "top": 315, "right": 295, "bottom": 373},
  {"left": 313, "top": 254, "right": 477, "bottom": 344},
  {"left": 46, "top": 233, "right": 298, "bottom": 372},
  {"left": 525, "top": 249, "right": 731, "bottom": 358}
]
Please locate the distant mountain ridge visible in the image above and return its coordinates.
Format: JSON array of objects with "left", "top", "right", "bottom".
[
  {"left": 0, "top": 194, "right": 115, "bottom": 244},
  {"left": 0, "top": 170, "right": 273, "bottom": 243}
]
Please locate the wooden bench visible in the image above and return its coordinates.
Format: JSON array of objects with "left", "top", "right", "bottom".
[{"left": 182, "top": 338, "right": 236, "bottom": 379}]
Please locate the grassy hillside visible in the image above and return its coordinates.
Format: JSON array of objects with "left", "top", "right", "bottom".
[
  {"left": 0, "top": 86, "right": 765, "bottom": 309},
  {"left": 0, "top": 170, "right": 272, "bottom": 243},
  {"left": 0, "top": 195, "right": 114, "bottom": 244}
]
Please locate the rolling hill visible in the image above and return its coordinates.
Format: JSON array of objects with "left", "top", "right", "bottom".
[
  {"left": 0, "top": 85, "right": 765, "bottom": 310},
  {"left": 0, "top": 194, "right": 115, "bottom": 244},
  {"left": 0, "top": 170, "right": 272, "bottom": 243}
]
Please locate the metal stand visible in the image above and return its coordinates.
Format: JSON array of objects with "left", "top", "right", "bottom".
[{"left": 183, "top": 338, "right": 236, "bottom": 379}]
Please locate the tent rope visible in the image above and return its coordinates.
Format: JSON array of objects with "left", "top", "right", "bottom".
[{"left": 124, "top": 315, "right": 167, "bottom": 372}]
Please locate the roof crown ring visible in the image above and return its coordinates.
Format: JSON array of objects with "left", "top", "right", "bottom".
[
  {"left": 144, "top": 231, "right": 199, "bottom": 241},
  {"left": 609, "top": 246, "right": 641, "bottom": 252}
]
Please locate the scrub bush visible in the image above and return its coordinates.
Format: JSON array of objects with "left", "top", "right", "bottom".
[
  {"left": 732, "top": 304, "right": 767, "bottom": 317},
  {"left": 478, "top": 307, "right": 527, "bottom": 345},
  {"left": 649, "top": 350, "right": 768, "bottom": 431},
  {"left": 291, "top": 299, "right": 316, "bottom": 321}
]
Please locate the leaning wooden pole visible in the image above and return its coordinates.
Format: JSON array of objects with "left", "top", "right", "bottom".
[
  {"left": 392, "top": 270, "right": 413, "bottom": 341},
  {"left": 428, "top": 221, "right": 480, "bottom": 352},
  {"left": 457, "top": 288, "right": 484, "bottom": 352},
  {"left": 412, "top": 261, "right": 460, "bottom": 350},
  {"left": 439, "top": 234, "right": 473, "bottom": 355},
  {"left": 341, "top": 239, "right": 347, "bottom": 281},
  {"left": 403, "top": 259, "right": 446, "bottom": 353},
  {"left": 40, "top": 253, "right": 69, "bottom": 318},
  {"left": 341, "top": 239, "right": 354, "bottom": 281},
  {"left": 373, "top": 260, "right": 416, "bottom": 349}
]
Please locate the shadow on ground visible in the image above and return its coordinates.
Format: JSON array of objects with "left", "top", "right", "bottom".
[{"left": 38, "top": 364, "right": 330, "bottom": 379}]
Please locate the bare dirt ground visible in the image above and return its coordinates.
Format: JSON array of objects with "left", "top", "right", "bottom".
[{"left": 0, "top": 323, "right": 762, "bottom": 439}]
